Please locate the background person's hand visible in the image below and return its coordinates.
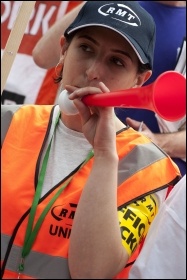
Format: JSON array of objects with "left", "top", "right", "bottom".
[{"left": 126, "top": 117, "right": 157, "bottom": 142}]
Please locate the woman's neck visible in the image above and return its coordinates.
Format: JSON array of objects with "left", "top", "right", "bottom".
[{"left": 61, "top": 114, "right": 83, "bottom": 132}]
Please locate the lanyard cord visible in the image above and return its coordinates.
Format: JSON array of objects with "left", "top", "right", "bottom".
[{"left": 18, "top": 113, "right": 94, "bottom": 275}]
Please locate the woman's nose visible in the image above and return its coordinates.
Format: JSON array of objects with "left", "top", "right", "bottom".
[{"left": 85, "top": 61, "right": 103, "bottom": 81}]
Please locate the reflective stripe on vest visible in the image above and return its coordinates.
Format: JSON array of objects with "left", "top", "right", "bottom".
[
  {"left": 118, "top": 142, "right": 165, "bottom": 185},
  {"left": 1, "top": 234, "right": 70, "bottom": 279}
]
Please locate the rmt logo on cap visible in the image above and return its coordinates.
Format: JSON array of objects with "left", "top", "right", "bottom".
[{"left": 98, "top": 3, "right": 141, "bottom": 27}]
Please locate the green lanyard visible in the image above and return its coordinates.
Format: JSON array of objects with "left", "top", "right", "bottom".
[{"left": 18, "top": 113, "right": 94, "bottom": 278}]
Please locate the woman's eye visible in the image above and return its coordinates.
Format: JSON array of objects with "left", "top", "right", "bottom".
[
  {"left": 111, "top": 57, "right": 124, "bottom": 67},
  {"left": 80, "top": 44, "right": 92, "bottom": 52}
]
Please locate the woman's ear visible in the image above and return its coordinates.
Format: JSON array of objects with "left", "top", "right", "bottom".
[
  {"left": 134, "top": 70, "right": 152, "bottom": 88},
  {"left": 142, "top": 70, "right": 152, "bottom": 84}
]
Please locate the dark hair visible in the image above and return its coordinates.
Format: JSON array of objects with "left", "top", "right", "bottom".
[{"left": 138, "top": 62, "right": 151, "bottom": 73}]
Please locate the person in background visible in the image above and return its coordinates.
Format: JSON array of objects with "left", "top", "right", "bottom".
[
  {"left": 32, "top": 1, "right": 186, "bottom": 176},
  {"left": 116, "top": 1, "right": 186, "bottom": 177},
  {"left": 1, "top": 2, "right": 181, "bottom": 279},
  {"left": 1, "top": 1, "right": 82, "bottom": 105},
  {"left": 128, "top": 174, "right": 186, "bottom": 279}
]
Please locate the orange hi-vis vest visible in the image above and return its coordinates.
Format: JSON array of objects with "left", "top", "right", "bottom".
[{"left": 1, "top": 105, "right": 180, "bottom": 279}]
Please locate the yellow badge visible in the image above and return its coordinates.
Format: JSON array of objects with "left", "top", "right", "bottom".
[{"left": 118, "top": 194, "right": 158, "bottom": 256}]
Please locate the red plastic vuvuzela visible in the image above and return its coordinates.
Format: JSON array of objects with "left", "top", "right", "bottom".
[{"left": 82, "top": 71, "right": 186, "bottom": 121}]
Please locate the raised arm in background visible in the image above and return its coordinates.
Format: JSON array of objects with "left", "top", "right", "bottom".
[{"left": 32, "top": 2, "right": 85, "bottom": 69}]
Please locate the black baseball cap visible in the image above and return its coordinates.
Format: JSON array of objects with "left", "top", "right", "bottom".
[{"left": 64, "top": 1, "right": 156, "bottom": 69}]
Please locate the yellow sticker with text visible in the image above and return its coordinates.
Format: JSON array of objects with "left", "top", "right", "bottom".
[{"left": 118, "top": 194, "right": 158, "bottom": 256}]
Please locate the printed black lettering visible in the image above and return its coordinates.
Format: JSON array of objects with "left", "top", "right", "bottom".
[
  {"left": 147, "top": 204, "right": 154, "bottom": 212},
  {"left": 49, "top": 225, "right": 71, "bottom": 238},
  {"left": 138, "top": 223, "right": 145, "bottom": 237},
  {"left": 59, "top": 208, "right": 68, "bottom": 217},
  {"left": 140, "top": 197, "right": 146, "bottom": 203},
  {"left": 58, "top": 226, "right": 71, "bottom": 238},
  {"left": 49, "top": 224, "right": 58, "bottom": 235},
  {"left": 120, "top": 226, "right": 130, "bottom": 241},
  {"left": 126, "top": 232, "right": 137, "bottom": 251},
  {"left": 49, "top": 224, "right": 71, "bottom": 238},
  {"left": 118, "top": 206, "right": 127, "bottom": 214},
  {"left": 132, "top": 217, "right": 141, "bottom": 229},
  {"left": 123, "top": 208, "right": 136, "bottom": 221},
  {"left": 133, "top": 201, "right": 140, "bottom": 206},
  {"left": 68, "top": 210, "right": 75, "bottom": 219}
]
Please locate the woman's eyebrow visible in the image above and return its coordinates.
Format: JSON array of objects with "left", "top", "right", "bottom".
[
  {"left": 111, "top": 49, "right": 133, "bottom": 62},
  {"left": 77, "top": 34, "right": 99, "bottom": 45},
  {"left": 77, "top": 34, "right": 133, "bottom": 62}
]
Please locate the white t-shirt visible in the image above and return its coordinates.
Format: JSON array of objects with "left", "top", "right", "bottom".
[{"left": 42, "top": 118, "right": 92, "bottom": 196}]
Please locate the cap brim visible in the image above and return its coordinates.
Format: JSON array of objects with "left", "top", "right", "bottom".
[{"left": 66, "top": 23, "right": 149, "bottom": 65}]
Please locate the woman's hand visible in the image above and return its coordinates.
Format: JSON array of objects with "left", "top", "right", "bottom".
[{"left": 66, "top": 83, "right": 117, "bottom": 154}]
